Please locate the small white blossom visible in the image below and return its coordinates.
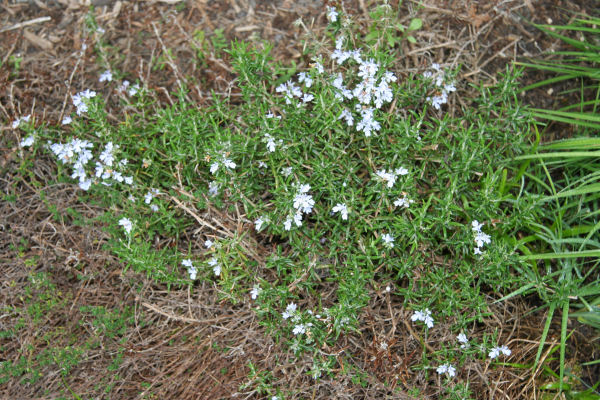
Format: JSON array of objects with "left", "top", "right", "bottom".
[
  {"left": 411, "top": 308, "right": 434, "bottom": 328},
  {"left": 250, "top": 285, "right": 261, "bottom": 300},
  {"left": 62, "top": 116, "right": 72, "bottom": 125},
  {"left": 281, "top": 167, "right": 293, "bottom": 177},
  {"left": 12, "top": 115, "right": 31, "bottom": 129},
  {"left": 20, "top": 135, "right": 35, "bottom": 148},
  {"left": 332, "top": 203, "right": 348, "bottom": 220},
  {"left": 204, "top": 239, "right": 214, "bottom": 248},
  {"left": 338, "top": 109, "right": 354, "bottom": 126},
  {"left": 150, "top": 204, "right": 159, "bottom": 212},
  {"left": 99, "top": 70, "right": 113, "bottom": 83},
  {"left": 293, "top": 323, "right": 306, "bottom": 335},
  {"left": 394, "top": 196, "right": 414, "bottom": 208},
  {"left": 282, "top": 302, "right": 297, "bottom": 320},
  {"left": 255, "top": 216, "right": 267, "bottom": 231},
  {"left": 436, "top": 363, "right": 456, "bottom": 378},
  {"left": 297, "top": 72, "right": 313, "bottom": 88},
  {"left": 457, "top": 333, "right": 469, "bottom": 348},
  {"left": 489, "top": 345, "right": 511, "bottom": 359},
  {"left": 326, "top": 6, "right": 338, "bottom": 22},
  {"left": 118, "top": 217, "right": 133, "bottom": 234},
  {"left": 182, "top": 259, "right": 197, "bottom": 280},
  {"left": 127, "top": 83, "right": 140, "bottom": 96},
  {"left": 381, "top": 233, "right": 395, "bottom": 248},
  {"left": 208, "top": 257, "right": 221, "bottom": 276},
  {"left": 208, "top": 181, "right": 219, "bottom": 196}
]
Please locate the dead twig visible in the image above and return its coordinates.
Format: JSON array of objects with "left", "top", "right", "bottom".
[{"left": 0, "top": 16, "right": 51, "bottom": 34}]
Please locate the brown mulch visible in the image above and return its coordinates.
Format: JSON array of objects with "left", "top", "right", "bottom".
[{"left": 1, "top": 0, "right": 599, "bottom": 399}]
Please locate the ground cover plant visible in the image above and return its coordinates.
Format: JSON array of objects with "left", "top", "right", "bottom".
[{"left": 2, "top": 1, "right": 599, "bottom": 399}]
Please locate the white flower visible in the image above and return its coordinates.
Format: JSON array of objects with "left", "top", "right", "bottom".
[
  {"left": 283, "top": 216, "right": 292, "bottom": 231},
  {"left": 474, "top": 231, "right": 491, "bottom": 248},
  {"left": 297, "top": 72, "right": 313, "bottom": 88},
  {"left": 281, "top": 167, "right": 292, "bottom": 177},
  {"left": 314, "top": 60, "right": 324, "bottom": 74},
  {"left": 62, "top": 116, "right": 72, "bottom": 125},
  {"left": 282, "top": 302, "right": 297, "bottom": 320},
  {"left": 208, "top": 181, "right": 219, "bottom": 196},
  {"left": 204, "top": 239, "right": 214, "bottom": 248},
  {"left": 302, "top": 93, "right": 314, "bottom": 103},
  {"left": 356, "top": 107, "right": 380, "bottom": 136},
  {"left": 457, "top": 333, "right": 469, "bottom": 348},
  {"left": 381, "top": 233, "right": 395, "bottom": 248},
  {"left": 119, "top": 80, "right": 130, "bottom": 92},
  {"left": 265, "top": 134, "right": 277, "bottom": 153},
  {"left": 293, "top": 323, "right": 306, "bottom": 335},
  {"left": 472, "top": 220, "right": 484, "bottom": 232},
  {"left": 99, "top": 70, "right": 113, "bottom": 82},
  {"left": 489, "top": 345, "right": 511, "bottom": 359},
  {"left": 332, "top": 203, "right": 348, "bottom": 220},
  {"left": 394, "top": 196, "right": 414, "bottom": 208},
  {"left": 411, "top": 308, "right": 434, "bottom": 328},
  {"left": 376, "top": 170, "right": 397, "bottom": 188},
  {"left": 293, "top": 212, "right": 303, "bottom": 227},
  {"left": 127, "top": 83, "right": 140, "bottom": 96},
  {"left": 150, "top": 204, "right": 159, "bottom": 212},
  {"left": 255, "top": 216, "right": 267, "bottom": 231},
  {"left": 436, "top": 363, "right": 456, "bottom": 377},
  {"left": 338, "top": 109, "right": 354, "bottom": 126},
  {"left": 72, "top": 89, "right": 96, "bottom": 116},
  {"left": 118, "top": 217, "right": 133, "bottom": 234},
  {"left": 144, "top": 188, "right": 159, "bottom": 204},
  {"left": 222, "top": 158, "right": 236, "bottom": 170},
  {"left": 208, "top": 257, "right": 221, "bottom": 276},
  {"left": 250, "top": 285, "right": 261, "bottom": 300},
  {"left": 182, "top": 259, "right": 197, "bottom": 280},
  {"left": 293, "top": 189, "right": 315, "bottom": 214},
  {"left": 12, "top": 115, "right": 31, "bottom": 129},
  {"left": 326, "top": 6, "right": 338, "bottom": 22},
  {"left": 358, "top": 59, "right": 379, "bottom": 79},
  {"left": 20, "top": 135, "right": 35, "bottom": 148},
  {"left": 79, "top": 179, "right": 92, "bottom": 191}
]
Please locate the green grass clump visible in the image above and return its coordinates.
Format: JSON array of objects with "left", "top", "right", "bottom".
[{"left": 505, "top": 14, "right": 600, "bottom": 395}]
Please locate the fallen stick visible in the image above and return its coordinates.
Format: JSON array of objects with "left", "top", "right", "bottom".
[{"left": 0, "top": 16, "right": 51, "bottom": 34}]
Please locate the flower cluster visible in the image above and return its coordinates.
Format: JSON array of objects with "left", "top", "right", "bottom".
[
  {"left": 208, "top": 257, "right": 221, "bottom": 276},
  {"left": 375, "top": 167, "right": 408, "bottom": 188},
  {"left": 488, "top": 345, "right": 511, "bottom": 359},
  {"left": 332, "top": 203, "right": 348, "bottom": 220},
  {"left": 72, "top": 89, "right": 97, "bottom": 116},
  {"left": 182, "top": 258, "right": 197, "bottom": 280},
  {"left": 381, "top": 233, "right": 395, "bottom": 248},
  {"left": 12, "top": 114, "right": 31, "bottom": 129},
  {"left": 284, "top": 184, "right": 315, "bottom": 231},
  {"left": 472, "top": 220, "right": 491, "bottom": 255},
  {"left": 394, "top": 195, "right": 414, "bottom": 208},
  {"left": 118, "top": 217, "right": 133, "bottom": 234},
  {"left": 49, "top": 139, "right": 133, "bottom": 191},
  {"left": 281, "top": 302, "right": 314, "bottom": 337},
  {"left": 423, "top": 63, "right": 456, "bottom": 110},
  {"left": 436, "top": 363, "right": 456, "bottom": 378},
  {"left": 209, "top": 152, "right": 237, "bottom": 175},
  {"left": 99, "top": 70, "right": 113, "bottom": 83},
  {"left": 411, "top": 308, "right": 434, "bottom": 328}
]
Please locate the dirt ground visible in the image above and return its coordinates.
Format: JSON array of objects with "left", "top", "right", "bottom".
[{"left": 1, "top": 0, "right": 598, "bottom": 398}]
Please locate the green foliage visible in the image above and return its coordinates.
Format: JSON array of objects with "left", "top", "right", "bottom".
[{"left": 507, "top": 13, "right": 600, "bottom": 393}]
